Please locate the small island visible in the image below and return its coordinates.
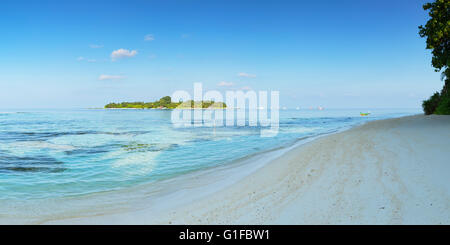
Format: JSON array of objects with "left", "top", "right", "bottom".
[{"left": 105, "top": 96, "right": 227, "bottom": 109}]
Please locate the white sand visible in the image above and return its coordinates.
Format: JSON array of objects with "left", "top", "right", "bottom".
[{"left": 41, "top": 115, "right": 450, "bottom": 224}]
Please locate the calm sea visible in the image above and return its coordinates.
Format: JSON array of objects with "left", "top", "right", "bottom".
[{"left": 0, "top": 108, "right": 420, "bottom": 200}]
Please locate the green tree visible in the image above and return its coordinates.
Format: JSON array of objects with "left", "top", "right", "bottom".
[
  {"left": 103, "top": 96, "right": 225, "bottom": 109},
  {"left": 422, "top": 92, "right": 441, "bottom": 114},
  {"left": 419, "top": 0, "right": 450, "bottom": 114},
  {"left": 159, "top": 96, "right": 172, "bottom": 106}
]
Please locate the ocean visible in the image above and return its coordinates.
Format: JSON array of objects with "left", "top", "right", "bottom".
[{"left": 0, "top": 108, "right": 420, "bottom": 201}]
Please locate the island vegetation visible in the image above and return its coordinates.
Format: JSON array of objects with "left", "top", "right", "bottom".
[
  {"left": 419, "top": 0, "right": 450, "bottom": 115},
  {"left": 105, "top": 96, "right": 227, "bottom": 109}
]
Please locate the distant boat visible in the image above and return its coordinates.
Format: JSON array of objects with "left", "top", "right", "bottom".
[{"left": 360, "top": 112, "right": 370, "bottom": 116}]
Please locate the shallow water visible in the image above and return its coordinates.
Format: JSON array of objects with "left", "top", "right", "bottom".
[{"left": 0, "top": 108, "right": 420, "bottom": 200}]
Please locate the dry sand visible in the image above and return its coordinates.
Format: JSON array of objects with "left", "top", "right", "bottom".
[{"left": 45, "top": 115, "right": 450, "bottom": 224}]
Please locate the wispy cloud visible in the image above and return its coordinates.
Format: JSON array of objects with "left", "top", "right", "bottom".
[
  {"left": 144, "top": 34, "right": 155, "bottom": 41},
  {"left": 90, "top": 44, "right": 103, "bottom": 49},
  {"left": 238, "top": 72, "right": 256, "bottom": 78},
  {"left": 241, "top": 86, "right": 252, "bottom": 91},
  {"left": 111, "top": 49, "right": 138, "bottom": 61},
  {"left": 98, "top": 74, "right": 125, "bottom": 81},
  {"left": 218, "top": 81, "right": 234, "bottom": 87},
  {"left": 77, "top": 57, "right": 97, "bottom": 63}
]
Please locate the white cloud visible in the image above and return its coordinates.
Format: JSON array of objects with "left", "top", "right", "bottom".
[
  {"left": 77, "top": 57, "right": 97, "bottom": 63},
  {"left": 144, "top": 34, "right": 155, "bottom": 41},
  {"left": 111, "top": 49, "right": 138, "bottom": 61},
  {"left": 238, "top": 72, "right": 256, "bottom": 78},
  {"left": 218, "top": 81, "right": 234, "bottom": 87},
  {"left": 98, "top": 74, "right": 125, "bottom": 81},
  {"left": 241, "top": 86, "right": 252, "bottom": 91},
  {"left": 90, "top": 44, "right": 103, "bottom": 48}
]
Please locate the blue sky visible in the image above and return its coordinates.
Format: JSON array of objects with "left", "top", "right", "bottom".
[{"left": 0, "top": 0, "right": 443, "bottom": 108}]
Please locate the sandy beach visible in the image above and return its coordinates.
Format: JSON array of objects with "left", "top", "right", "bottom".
[{"left": 39, "top": 115, "right": 450, "bottom": 224}]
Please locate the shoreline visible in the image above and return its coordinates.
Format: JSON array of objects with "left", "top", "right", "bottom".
[
  {"left": 0, "top": 113, "right": 357, "bottom": 225},
  {"left": 41, "top": 114, "right": 450, "bottom": 225},
  {"left": 2, "top": 114, "right": 449, "bottom": 224}
]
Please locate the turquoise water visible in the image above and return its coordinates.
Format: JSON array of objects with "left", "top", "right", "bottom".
[{"left": 0, "top": 108, "right": 420, "bottom": 200}]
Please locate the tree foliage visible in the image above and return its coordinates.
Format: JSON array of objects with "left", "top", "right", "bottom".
[
  {"left": 419, "top": 0, "right": 450, "bottom": 75},
  {"left": 104, "top": 96, "right": 226, "bottom": 109},
  {"left": 159, "top": 96, "right": 172, "bottom": 106},
  {"left": 419, "top": 0, "right": 450, "bottom": 114},
  {"left": 435, "top": 95, "right": 450, "bottom": 114},
  {"left": 422, "top": 92, "right": 441, "bottom": 115}
]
